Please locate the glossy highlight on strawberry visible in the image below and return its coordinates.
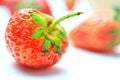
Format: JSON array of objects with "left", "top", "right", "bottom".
[{"left": 5, "top": 9, "right": 82, "bottom": 69}]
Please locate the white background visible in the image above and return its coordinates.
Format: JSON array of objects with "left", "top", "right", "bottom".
[{"left": 0, "top": 0, "right": 120, "bottom": 80}]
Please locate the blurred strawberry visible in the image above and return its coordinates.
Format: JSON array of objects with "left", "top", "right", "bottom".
[
  {"left": 65, "top": 0, "right": 76, "bottom": 10},
  {"left": 0, "top": 0, "right": 52, "bottom": 15},
  {"left": 69, "top": 9, "right": 119, "bottom": 53},
  {"left": 0, "top": 0, "right": 19, "bottom": 14},
  {"left": 0, "top": 0, "right": 4, "bottom": 5}
]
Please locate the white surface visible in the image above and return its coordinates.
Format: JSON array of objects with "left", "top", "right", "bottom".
[{"left": 0, "top": 1, "right": 120, "bottom": 80}]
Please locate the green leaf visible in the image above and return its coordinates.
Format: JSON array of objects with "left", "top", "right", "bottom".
[
  {"left": 53, "top": 45, "right": 62, "bottom": 55},
  {"left": 54, "top": 38, "right": 61, "bottom": 47},
  {"left": 113, "top": 5, "right": 120, "bottom": 22},
  {"left": 59, "top": 30, "right": 66, "bottom": 40},
  {"left": 51, "top": 30, "right": 66, "bottom": 40},
  {"left": 52, "top": 25, "right": 67, "bottom": 40},
  {"left": 52, "top": 38, "right": 62, "bottom": 55},
  {"left": 30, "top": 12, "right": 46, "bottom": 27},
  {"left": 32, "top": 28, "right": 44, "bottom": 38},
  {"left": 114, "top": 14, "right": 120, "bottom": 22},
  {"left": 106, "top": 37, "right": 120, "bottom": 48},
  {"left": 42, "top": 38, "right": 51, "bottom": 53},
  {"left": 110, "top": 27, "right": 120, "bottom": 35},
  {"left": 113, "top": 6, "right": 120, "bottom": 13}
]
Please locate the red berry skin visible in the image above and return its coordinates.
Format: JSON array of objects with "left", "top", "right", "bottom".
[
  {"left": 5, "top": 9, "right": 68, "bottom": 69},
  {"left": 0, "top": 0, "right": 19, "bottom": 13},
  {"left": 65, "top": 0, "right": 76, "bottom": 10},
  {"left": 36, "top": 0, "right": 52, "bottom": 15},
  {"left": 69, "top": 10, "right": 118, "bottom": 53}
]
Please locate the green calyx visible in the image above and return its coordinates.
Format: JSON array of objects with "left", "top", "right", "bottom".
[
  {"left": 30, "top": 11, "right": 83, "bottom": 55},
  {"left": 113, "top": 6, "right": 120, "bottom": 22},
  {"left": 106, "top": 27, "right": 120, "bottom": 48},
  {"left": 107, "top": 6, "right": 120, "bottom": 48}
]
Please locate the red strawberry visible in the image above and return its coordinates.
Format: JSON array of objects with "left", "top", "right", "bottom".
[
  {"left": 69, "top": 9, "right": 119, "bottom": 53},
  {"left": 0, "top": 0, "right": 20, "bottom": 13},
  {"left": 5, "top": 8, "right": 82, "bottom": 69},
  {"left": 65, "top": 0, "right": 76, "bottom": 10},
  {"left": 0, "top": 0, "right": 52, "bottom": 15},
  {"left": 0, "top": 0, "right": 4, "bottom": 5},
  {"left": 35, "top": 0, "right": 52, "bottom": 15}
]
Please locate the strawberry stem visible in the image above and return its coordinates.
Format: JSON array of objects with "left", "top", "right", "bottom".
[
  {"left": 48, "top": 12, "right": 83, "bottom": 31},
  {"left": 30, "top": 11, "right": 83, "bottom": 54}
]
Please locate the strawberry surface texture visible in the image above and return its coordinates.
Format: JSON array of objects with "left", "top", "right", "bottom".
[{"left": 5, "top": 8, "right": 81, "bottom": 69}]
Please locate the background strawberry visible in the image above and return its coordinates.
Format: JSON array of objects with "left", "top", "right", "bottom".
[
  {"left": 0, "top": 0, "right": 52, "bottom": 15},
  {"left": 69, "top": 9, "right": 119, "bottom": 53},
  {"left": 5, "top": 8, "right": 81, "bottom": 69},
  {"left": 0, "top": 0, "right": 19, "bottom": 14},
  {"left": 65, "top": 0, "right": 76, "bottom": 10}
]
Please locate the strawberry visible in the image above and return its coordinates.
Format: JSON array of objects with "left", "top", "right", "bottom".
[
  {"left": 0, "top": 0, "right": 52, "bottom": 15},
  {"left": 0, "top": 0, "right": 19, "bottom": 13},
  {"left": 0, "top": 0, "right": 4, "bottom": 5},
  {"left": 69, "top": 9, "right": 119, "bottom": 53},
  {"left": 65, "top": 0, "right": 76, "bottom": 10},
  {"left": 5, "top": 8, "right": 82, "bottom": 69},
  {"left": 36, "top": 0, "right": 52, "bottom": 15}
]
